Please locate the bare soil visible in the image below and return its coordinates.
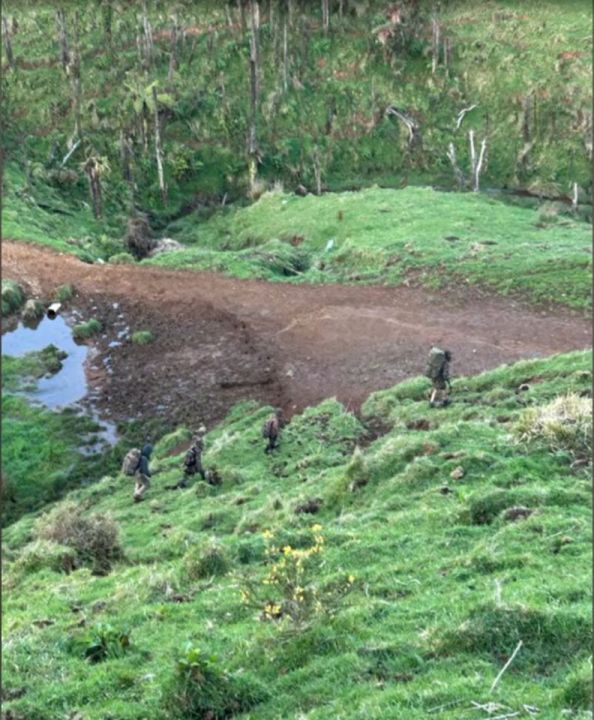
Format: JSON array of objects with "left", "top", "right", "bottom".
[{"left": 3, "top": 241, "right": 591, "bottom": 429}]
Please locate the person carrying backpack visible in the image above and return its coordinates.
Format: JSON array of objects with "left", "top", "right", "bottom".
[
  {"left": 133, "top": 443, "right": 153, "bottom": 502},
  {"left": 177, "top": 429, "right": 206, "bottom": 489},
  {"left": 426, "top": 347, "right": 452, "bottom": 407},
  {"left": 262, "top": 408, "right": 283, "bottom": 454}
]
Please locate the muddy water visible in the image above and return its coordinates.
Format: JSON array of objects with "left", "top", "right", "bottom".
[{"left": 2, "top": 315, "right": 118, "bottom": 444}]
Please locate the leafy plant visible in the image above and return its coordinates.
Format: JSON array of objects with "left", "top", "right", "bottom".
[
  {"left": 75, "top": 623, "right": 131, "bottom": 663},
  {"left": 131, "top": 330, "right": 155, "bottom": 345}
]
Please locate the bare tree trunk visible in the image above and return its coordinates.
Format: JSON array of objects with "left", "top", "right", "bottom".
[
  {"left": 339, "top": 0, "right": 344, "bottom": 20},
  {"left": 2, "top": 17, "right": 15, "bottom": 70},
  {"left": 469, "top": 130, "right": 487, "bottom": 192},
  {"left": 571, "top": 182, "right": 579, "bottom": 211},
  {"left": 142, "top": 0, "right": 154, "bottom": 67},
  {"left": 322, "top": 0, "right": 330, "bottom": 34},
  {"left": 282, "top": 16, "right": 288, "bottom": 93},
  {"left": 446, "top": 142, "right": 465, "bottom": 189},
  {"left": 68, "top": 12, "right": 83, "bottom": 141},
  {"left": 167, "top": 13, "right": 179, "bottom": 81},
  {"left": 247, "top": 0, "right": 260, "bottom": 195},
  {"left": 238, "top": 0, "right": 247, "bottom": 33},
  {"left": 55, "top": 9, "right": 71, "bottom": 72},
  {"left": 120, "top": 129, "right": 134, "bottom": 185},
  {"left": 152, "top": 86, "right": 167, "bottom": 203},
  {"left": 84, "top": 158, "right": 103, "bottom": 218},
  {"left": 313, "top": 148, "right": 322, "bottom": 195},
  {"left": 431, "top": 17, "right": 440, "bottom": 74}
]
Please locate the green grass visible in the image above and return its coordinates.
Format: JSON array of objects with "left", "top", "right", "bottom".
[
  {"left": 2, "top": 344, "right": 67, "bottom": 392},
  {"left": 2, "top": 351, "right": 591, "bottom": 719},
  {"left": 146, "top": 186, "right": 592, "bottom": 309}
]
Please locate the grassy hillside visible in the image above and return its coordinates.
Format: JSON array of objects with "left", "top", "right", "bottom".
[
  {"left": 149, "top": 185, "right": 592, "bottom": 309},
  {"left": 2, "top": 351, "right": 591, "bottom": 719},
  {"left": 2, "top": 0, "right": 591, "bottom": 225}
]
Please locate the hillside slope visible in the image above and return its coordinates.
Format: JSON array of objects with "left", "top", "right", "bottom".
[{"left": 2, "top": 351, "right": 591, "bottom": 719}]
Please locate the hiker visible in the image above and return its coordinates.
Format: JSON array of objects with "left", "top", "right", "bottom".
[
  {"left": 133, "top": 443, "right": 153, "bottom": 502},
  {"left": 263, "top": 408, "right": 283, "bottom": 454},
  {"left": 426, "top": 347, "right": 452, "bottom": 407},
  {"left": 177, "top": 429, "right": 206, "bottom": 488}
]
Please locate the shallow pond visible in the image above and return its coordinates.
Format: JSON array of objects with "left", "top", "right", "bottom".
[{"left": 2, "top": 315, "right": 118, "bottom": 444}]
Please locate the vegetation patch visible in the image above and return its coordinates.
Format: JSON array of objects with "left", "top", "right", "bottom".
[
  {"left": 72, "top": 318, "right": 102, "bottom": 340},
  {"left": 131, "top": 330, "right": 155, "bottom": 345},
  {"left": 36, "top": 501, "right": 122, "bottom": 574},
  {"left": 2, "top": 279, "right": 25, "bottom": 316}
]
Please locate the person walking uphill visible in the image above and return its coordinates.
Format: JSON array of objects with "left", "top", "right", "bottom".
[
  {"left": 426, "top": 347, "right": 452, "bottom": 407},
  {"left": 178, "top": 428, "right": 206, "bottom": 488},
  {"left": 263, "top": 408, "right": 283, "bottom": 454},
  {"left": 133, "top": 443, "right": 153, "bottom": 502}
]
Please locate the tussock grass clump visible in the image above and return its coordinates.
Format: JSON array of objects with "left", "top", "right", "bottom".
[
  {"left": 154, "top": 427, "right": 192, "bottom": 459},
  {"left": 183, "top": 541, "right": 229, "bottom": 580},
  {"left": 2, "top": 279, "right": 25, "bottom": 317},
  {"left": 514, "top": 393, "right": 592, "bottom": 462},
  {"left": 125, "top": 212, "right": 155, "bottom": 259},
  {"left": 55, "top": 284, "right": 75, "bottom": 302},
  {"left": 559, "top": 661, "right": 593, "bottom": 710},
  {"left": 166, "top": 643, "right": 268, "bottom": 719},
  {"left": 443, "top": 603, "right": 590, "bottom": 673},
  {"left": 467, "top": 489, "right": 545, "bottom": 525},
  {"left": 13, "top": 539, "right": 77, "bottom": 575},
  {"left": 73, "top": 318, "right": 102, "bottom": 340},
  {"left": 109, "top": 252, "right": 136, "bottom": 264},
  {"left": 131, "top": 330, "right": 155, "bottom": 345},
  {"left": 36, "top": 501, "right": 122, "bottom": 574}
]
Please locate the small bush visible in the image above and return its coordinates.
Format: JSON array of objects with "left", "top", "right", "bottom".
[
  {"left": 70, "top": 622, "right": 131, "bottom": 663},
  {"left": 73, "top": 318, "right": 102, "bottom": 340},
  {"left": 131, "top": 330, "right": 155, "bottom": 345},
  {"left": 514, "top": 393, "right": 592, "bottom": 462},
  {"left": 55, "top": 284, "right": 75, "bottom": 302},
  {"left": 166, "top": 643, "right": 268, "bottom": 720},
  {"left": 109, "top": 252, "right": 136, "bottom": 264},
  {"left": 125, "top": 212, "right": 156, "bottom": 259},
  {"left": 183, "top": 541, "right": 229, "bottom": 580},
  {"left": 36, "top": 501, "right": 122, "bottom": 574},
  {"left": 2, "top": 279, "right": 25, "bottom": 316}
]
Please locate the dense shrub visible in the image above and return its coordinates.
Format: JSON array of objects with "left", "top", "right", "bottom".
[
  {"left": 55, "top": 284, "right": 75, "bottom": 302},
  {"left": 125, "top": 212, "right": 156, "bottom": 259},
  {"left": 36, "top": 501, "right": 122, "bottom": 573},
  {"left": 514, "top": 394, "right": 592, "bottom": 462},
  {"left": 13, "top": 539, "right": 77, "bottom": 575}
]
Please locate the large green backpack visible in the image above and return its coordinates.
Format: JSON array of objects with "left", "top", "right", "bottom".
[
  {"left": 122, "top": 448, "right": 141, "bottom": 476},
  {"left": 425, "top": 348, "right": 446, "bottom": 380}
]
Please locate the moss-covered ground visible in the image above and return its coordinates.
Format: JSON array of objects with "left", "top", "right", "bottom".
[{"left": 2, "top": 351, "right": 591, "bottom": 719}]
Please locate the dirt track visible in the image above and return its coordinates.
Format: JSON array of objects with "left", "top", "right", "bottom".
[{"left": 3, "top": 241, "right": 591, "bottom": 428}]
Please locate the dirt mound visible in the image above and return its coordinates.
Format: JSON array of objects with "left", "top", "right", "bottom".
[{"left": 3, "top": 242, "right": 590, "bottom": 428}]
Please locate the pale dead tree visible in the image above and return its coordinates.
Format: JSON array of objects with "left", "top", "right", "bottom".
[
  {"left": 571, "top": 182, "right": 579, "bottom": 211},
  {"left": 152, "top": 85, "right": 167, "bottom": 203},
  {"left": 446, "top": 143, "right": 465, "bottom": 189},
  {"left": 141, "top": 0, "right": 154, "bottom": 67},
  {"left": 321, "top": 0, "right": 330, "bottom": 34},
  {"left": 167, "top": 13, "right": 180, "bottom": 81},
  {"left": 66, "top": 12, "right": 83, "bottom": 141},
  {"left": 82, "top": 156, "right": 109, "bottom": 218},
  {"left": 455, "top": 103, "right": 478, "bottom": 130},
  {"left": 431, "top": 16, "right": 440, "bottom": 74},
  {"left": 55, "top": 9, "right": 70, "bottom": 72},
  {"left": 386, "top": 106, "right": 421, "bottom": 150},
  {"left": 247, "top": 0, "right": 261, "bottom": 195},
  {"left": 469, "top": 129, "right": 487, "bottom": 192},
  {"left": 2, "top": 16, "right": 15, "bottom": 70},
  {"left": 312, "top": 147, "right": 322, "bottom": 195}
]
